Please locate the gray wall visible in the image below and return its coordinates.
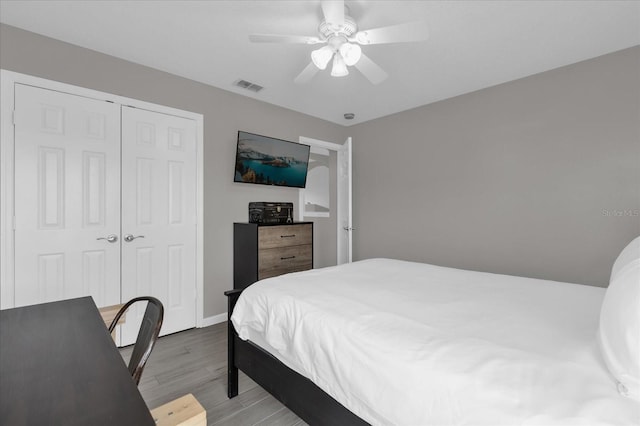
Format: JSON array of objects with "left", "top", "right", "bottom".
[
  {"left": 2, "top": 23, "right": 637, "bottom": 319},
  {"left": 350, "top": 46, "right": 640, "bottom": 287},
  {"left": 0, "top": 24, "right": 346, "bottom": 317}
]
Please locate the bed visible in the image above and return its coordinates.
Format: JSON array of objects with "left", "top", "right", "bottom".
[{"left": 225, "top": 245, "right": 640, "bottom": 425}]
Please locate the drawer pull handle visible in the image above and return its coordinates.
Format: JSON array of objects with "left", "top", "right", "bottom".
[
  {"left": 281, "top": 256, "right": 296, "bottom": 260},
  {"left": 280, "top": 234, "right": 296, "bottom": 238}
]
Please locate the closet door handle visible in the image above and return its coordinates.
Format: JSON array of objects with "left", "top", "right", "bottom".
[
  {"left": 124, "top": 234, "right": 145, "bottom": 243},
  {"left": 97, "top": 234, "right": 118, "bottom": 243}
]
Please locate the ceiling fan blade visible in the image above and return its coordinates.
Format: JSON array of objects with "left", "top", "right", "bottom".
[
  {"left": 249, "top": 34, "right": 322, "bottom": 44},
  {"left": 294, "top": 62, "right": 320, "bottom": 85},
  {"left": 354, "top": 21, "right": 428, "bottom": 45},
  {"left": 321, "top": 0, "right": 345, "bottom": 26},
  {"left": 354, "top": 53, "right": 388, "bottom": 85}
]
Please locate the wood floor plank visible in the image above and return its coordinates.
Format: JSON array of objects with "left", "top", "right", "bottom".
[
  {"left": 119, "top": 322, "right": 305, "bottom": 426},
  {"left": 212, "top": 394, "right": 286, "bottom": 426},
  {"left": 201, "top": 384, "right": 270, "bottom": 423},
  {"left": 255, "top": 407, "right": 304, "bottom": 426}
]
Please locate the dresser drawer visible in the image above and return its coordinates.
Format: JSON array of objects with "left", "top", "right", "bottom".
[
  {"left": 258, "top": 244, "right": 312, "bottom": 280},
  {"left": 234, "top": 222, "right": 314, "bottom": 290},
  {"left": 258, "top": 224, "right": 312, "bottom": 249}
]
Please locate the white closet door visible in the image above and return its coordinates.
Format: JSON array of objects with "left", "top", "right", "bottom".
[
  {"left": 13, "top": 84, "right": 121, "bottom": 307},
  {"left": 120, "top": 106, "right": 197, "bottom": 344}
]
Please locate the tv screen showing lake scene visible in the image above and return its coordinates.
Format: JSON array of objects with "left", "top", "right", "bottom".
[{"left": 234, "top": 131, "right": 311, "bottom": 188}]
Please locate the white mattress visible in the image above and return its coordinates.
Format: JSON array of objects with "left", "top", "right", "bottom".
[{"left": 231, "top": 258, "right": 640, "bottom": 425}]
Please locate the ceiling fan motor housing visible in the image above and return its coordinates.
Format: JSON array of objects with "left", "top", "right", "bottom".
[{"left": 318, "top": 13, "right": 358, "bottom": 41}]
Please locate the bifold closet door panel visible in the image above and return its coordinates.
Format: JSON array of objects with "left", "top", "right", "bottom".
[
  {"left": 13, "top": 84, "right": 122, "bottom": 308},
  {"left": 120, "top": 106, "right": 197, "bottom": 345}
]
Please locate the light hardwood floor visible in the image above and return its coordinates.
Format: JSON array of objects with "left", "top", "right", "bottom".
[{"left": 120, "top": 323, "right": 307, "bottom": 426}]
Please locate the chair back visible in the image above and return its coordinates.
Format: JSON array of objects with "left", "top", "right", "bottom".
[{"left": 109, "top": 296, "right": 164, "bottom": 385}]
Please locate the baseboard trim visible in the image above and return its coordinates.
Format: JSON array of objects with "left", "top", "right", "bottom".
[{"left": 200, "top": 312, "right": 227, "bottom": 328}]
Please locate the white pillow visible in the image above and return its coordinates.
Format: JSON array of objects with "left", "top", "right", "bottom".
[{"left": 598, "top": 236, "right": 640, "bottom": 400}]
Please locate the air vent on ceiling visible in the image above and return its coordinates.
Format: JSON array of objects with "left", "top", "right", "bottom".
[{"left": 234, "top": 79, "right": 264, "bottom": 93}]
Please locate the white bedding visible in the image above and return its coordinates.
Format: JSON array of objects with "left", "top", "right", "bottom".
[{"left": 231, "top": 258, "right": 640, "bottom": 425}]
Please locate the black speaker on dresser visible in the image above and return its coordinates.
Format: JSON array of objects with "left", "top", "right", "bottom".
[{"left": 248, "top": 202, "right": 294, "bottom": 224}]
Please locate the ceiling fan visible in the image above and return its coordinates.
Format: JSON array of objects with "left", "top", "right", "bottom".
[{"left": 248, "top": 0, "right": 429, "bottom": 85}]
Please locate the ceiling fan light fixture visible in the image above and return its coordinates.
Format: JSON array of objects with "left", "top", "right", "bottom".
[
  {"left": 250, "top": 1, "right": 428, "bottom": 85},
  {"left": 331, "top": 53, "right": 349, "bottom": 77},
  {"left": 311, "top": 46, "right": 334, "bottom": 70},
  {"left": 339, "top": 42, "right": 362, "bottom": 66}
]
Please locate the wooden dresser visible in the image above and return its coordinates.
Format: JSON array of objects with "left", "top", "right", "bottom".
[{"left": 233, "top": 222, "right": 313, "bottom": 290}]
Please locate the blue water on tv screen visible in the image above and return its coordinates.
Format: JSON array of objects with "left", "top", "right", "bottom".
[{"left": 234, "top": 131, "right": 310, "bottom": 188}]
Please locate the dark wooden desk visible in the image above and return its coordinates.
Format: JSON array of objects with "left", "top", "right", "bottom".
[{"left": 0, "top": 296, "right": 155, "bottom": 426}]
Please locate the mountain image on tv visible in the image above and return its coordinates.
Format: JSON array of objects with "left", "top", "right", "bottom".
[{"left": 234, "top": 131, "right": 310, "bottom": 188}]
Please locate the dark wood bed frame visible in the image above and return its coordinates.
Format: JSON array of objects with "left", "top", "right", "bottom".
[{"left": 225, "top": 289, "right": 369, "bottom": 426}]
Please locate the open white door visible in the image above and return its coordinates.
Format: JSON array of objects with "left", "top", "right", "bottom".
[
  {"left": 299, "top": 136, "right": 352, "bottom": 265},
  {"left": 337, "top": 137, "right": 353, "bottom": 264}
]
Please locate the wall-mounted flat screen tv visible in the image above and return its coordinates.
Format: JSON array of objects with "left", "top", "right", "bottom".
[{"left": 234, "top": 131, "right": 311, "bottom": 188}]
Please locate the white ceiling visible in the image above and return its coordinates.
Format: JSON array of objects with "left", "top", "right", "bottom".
[{"left": 1, "top": 1, "right": 639, "bottom": 126}]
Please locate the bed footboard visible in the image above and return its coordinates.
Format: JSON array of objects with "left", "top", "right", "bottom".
[
  {"left": 224, "top": 289, "right": 368, "bottom": 426},
  {"left": 224, "top": 289, "right": 242, "bottom": 398}
]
